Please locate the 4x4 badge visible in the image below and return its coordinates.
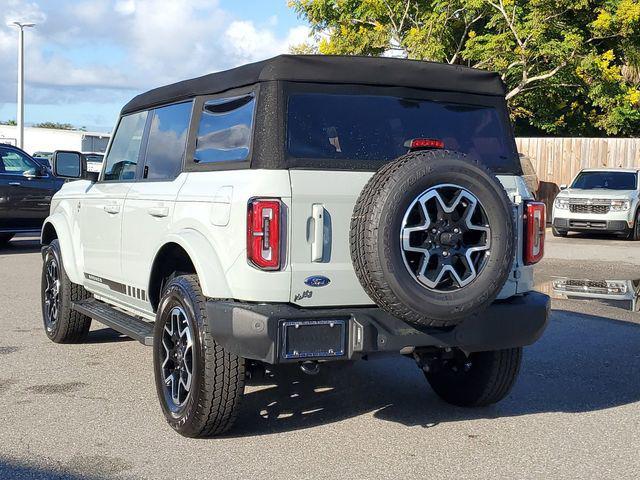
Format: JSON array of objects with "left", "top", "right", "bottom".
[{"left": 304, "top": 276, "right": 331, "bottom": 287}]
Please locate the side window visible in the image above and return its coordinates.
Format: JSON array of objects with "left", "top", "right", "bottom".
[
  {"left": 0, "top": 148, "right": 37, "bottom": 175},
  {"left": 103, "top": 110, "right": 148, "bottom": 181},
  {"left": 194, "top": 95, "right": 255, "bottom": 164},
  {"left": 143, "top": 101, "right": 193, "bottom": 180}
]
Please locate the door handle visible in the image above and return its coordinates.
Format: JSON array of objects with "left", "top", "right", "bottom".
[
  {"left": 8, "top": 182, "right": 21, "bottom": 186},
  {"left": 311, "top": 204, "right": 324, "bottom": 262},
  {"left": 103, "top": 204, "right": 120, "bottom": 214},
  {"left": 147, "top": 206, "right": 169, "bottom": 218}
]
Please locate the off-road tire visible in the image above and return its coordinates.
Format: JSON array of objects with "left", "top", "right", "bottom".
[
  {"left": 425, "top": 347, "right": 522, "bottom": 407},
  {"left": 153, "top": 274, "right": 245, "bottom": 438},
  {"left": 0, "top": 233, "right": 14, "bottom": 246},
  {"left": 350, "top": 150, "right": 515, "bottom": 328},
  {"left": 552, "top": 226, "right": 567, "bottom": 237},
  {"left": 41, "top": 239, "right": 92, "bottom": 343}
]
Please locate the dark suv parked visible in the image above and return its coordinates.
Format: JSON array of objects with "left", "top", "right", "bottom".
[{"left": 0, "top": 144, "right": 64, "bottom": 245}]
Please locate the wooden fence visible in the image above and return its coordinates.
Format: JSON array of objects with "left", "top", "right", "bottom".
[{"left": 515, "top": 137, "right": 640, "bottom": 213}]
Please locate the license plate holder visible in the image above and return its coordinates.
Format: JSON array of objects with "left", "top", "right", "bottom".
[{"left": 281, "top": 319, "right": 346, "bottom": 360}]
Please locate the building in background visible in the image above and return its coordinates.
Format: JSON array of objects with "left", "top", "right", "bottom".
[{"left": 0, "top": 125, "right": 110, "bottom": 154}]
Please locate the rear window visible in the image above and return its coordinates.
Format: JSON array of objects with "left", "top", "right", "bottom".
[
  {"left": 287, "top": 94, "right": 516, "bottom": 171},
  {"left": 571, "top": 171, "right": 638, "bottom": 190}
]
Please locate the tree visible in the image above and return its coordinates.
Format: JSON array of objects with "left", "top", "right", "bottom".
[
  {"left": 289, "top": 0, "right": 640, "bottom": 136},
  {"left": 0, "top": 120, "right": 17, "bottom": 126},
  {"left": 33, "top": 122, "right": 79, "bottom": 131}
]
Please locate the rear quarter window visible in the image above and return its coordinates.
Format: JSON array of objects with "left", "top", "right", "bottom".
[{"left": 194, "top": 95, "right": 255, "bottom": 164}]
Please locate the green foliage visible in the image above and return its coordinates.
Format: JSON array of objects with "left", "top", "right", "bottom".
[
  {"left": 0, "top": 119, "right": 17, "bottom": 126},
  {"left": 289, "top": 0, "right": 640, "bottom": 136},
  {"left": 33, "top": 122, "right": 78, "bottom": 131}
]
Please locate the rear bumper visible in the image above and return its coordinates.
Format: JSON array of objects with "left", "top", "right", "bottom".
[
  {"left": 553, "top": 217, "right": 630, "bottom": 232},
  {"left": 206, "top": 292, "right": 550, "bottom": 364}
]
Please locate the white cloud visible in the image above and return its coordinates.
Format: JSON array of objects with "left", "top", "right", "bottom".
[
  {"left": 223, "top": 20, "right": 282, "bottom": 62},
  {"left": 2, "top": 0, "right": 47, "bottom": 25},
  {"left": 0, "top": 0, "right": 310, "bottom": 108},
  {"left": 114, "top": 0, "right": 135, "bottom": 15},
  {"left": 286, "top": 25, "right": 312, "bottom": 49},
  {"left": 223, "top": 20, "right": 311, "bottom": 64}
]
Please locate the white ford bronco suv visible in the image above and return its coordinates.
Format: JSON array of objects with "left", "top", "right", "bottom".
[{"left": 41, "top": 55, "right": 549, "bottom": 438}]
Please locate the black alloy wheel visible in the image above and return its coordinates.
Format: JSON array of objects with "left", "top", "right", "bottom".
[
  {"left": 40, "top": 239, "right": 92, "bottom": 343},
  {"left": 159, "top": 305, "right": 195, "bottom": 412},
  {"left": 43, "top": 254, "right": 61, "bottom": 332}
]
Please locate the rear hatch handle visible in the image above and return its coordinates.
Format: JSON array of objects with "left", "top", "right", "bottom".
[{"left": 311, "top": 203, "right": 324, "bottom": 262}]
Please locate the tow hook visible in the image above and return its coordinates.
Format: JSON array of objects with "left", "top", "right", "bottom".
[{"left": 300, "top": 360, "right": 320, "bottom": 375}]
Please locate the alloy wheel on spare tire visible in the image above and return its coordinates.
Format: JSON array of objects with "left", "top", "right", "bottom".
[{"left": 350, "top": 150, "right": 515, "bottom": 328}]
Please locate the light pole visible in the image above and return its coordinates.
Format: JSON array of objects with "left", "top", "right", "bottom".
[{"left": 9, "top": 21, "right": 35, "bottom": 149}]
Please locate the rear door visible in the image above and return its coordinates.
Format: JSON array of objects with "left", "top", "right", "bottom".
[{"left": 121, "top": 100, "right": 193, "bottom": 311}]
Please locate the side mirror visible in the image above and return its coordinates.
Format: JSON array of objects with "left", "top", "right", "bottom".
[
  {"left": 559, "top": 184, "right": 567, "bottom": 190},
  {"left": 51, "top": 150, "right": 97, "bottom": 182}
]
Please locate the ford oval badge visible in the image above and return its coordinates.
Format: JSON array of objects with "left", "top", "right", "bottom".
[{"left": 304, "top": 276, "right": 331, "bottom": 287}]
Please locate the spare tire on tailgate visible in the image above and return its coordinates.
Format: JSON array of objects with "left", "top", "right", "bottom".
[{"left": 350, "top": 150, "right": 515, "bottom": 328}]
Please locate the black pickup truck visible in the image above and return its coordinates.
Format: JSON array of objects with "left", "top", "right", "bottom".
[{"left": 0, "top": 144, "right": 64, "bottom": 245}]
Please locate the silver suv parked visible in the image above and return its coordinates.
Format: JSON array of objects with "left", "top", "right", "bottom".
[{"left": 552, "top": 168, "right": 640, "bottom": 240}]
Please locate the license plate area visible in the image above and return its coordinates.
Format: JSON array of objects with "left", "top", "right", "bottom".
[{"left": 281, "top": 319, "right": 346, "bottom": 360}]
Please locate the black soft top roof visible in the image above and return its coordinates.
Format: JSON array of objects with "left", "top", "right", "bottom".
[{"left": 121, "top": 55, "right": 506, "bottom": 115}]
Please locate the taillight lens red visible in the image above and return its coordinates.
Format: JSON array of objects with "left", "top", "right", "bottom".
[
  {"left": 524, "top": 201, "right": 546, "bottom": 265},
  {"left": 247, "top": 199, "right": 281, "bottom": 270},
  {"left": 405, "top": 138, "right": 445, "bottom": 150}
]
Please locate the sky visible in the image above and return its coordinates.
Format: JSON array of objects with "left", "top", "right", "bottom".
[{"left": 0, "top": 0, "right": 311, "bottom": 132}]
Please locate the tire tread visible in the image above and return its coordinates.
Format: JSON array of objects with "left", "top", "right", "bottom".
[
  {"left": 42, "top": 239, "right": 92, "bottom": 343},
  {"left": 426, "top": 348, "right": 522, "bottom": 407},
  {"left": 157, "top": 275, "right": 245, "bottom": 437}
]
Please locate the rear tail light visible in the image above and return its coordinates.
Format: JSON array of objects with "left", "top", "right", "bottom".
[
  {"left": 524, "top": 201, "right": 546, "bottom": 265},
  {"left": 403, "top": 138, "right": 445, "bottom": 150},
  {"left": 247, "top": 199, "right": 282, "bottom": 270}
]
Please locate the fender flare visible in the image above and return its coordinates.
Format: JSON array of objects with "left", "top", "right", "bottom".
[
  {"left": 156, "top": 229, "right": 232, "bottom": 299},
  {"left": 41, "top": 214, "right": 83, "bottom": 285}
]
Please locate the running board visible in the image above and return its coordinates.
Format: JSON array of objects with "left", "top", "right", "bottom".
[{"left": 72, "top": 298, "right": 154, "bottom": 346}]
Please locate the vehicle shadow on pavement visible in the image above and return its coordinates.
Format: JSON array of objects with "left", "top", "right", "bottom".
[
  {"left": 0, "top": 237, "right": 41, "bottom": 255},
  {"left": 558, "top": 232, "right": 627, "bottom": 242},
  {"left": 0, "top": 459, "right": 104, "bottom": 480},
  {"left": 229, "top": 309, "right": 640, "bottom": 437},
  {"left": 85, "top": 327, "right": 134, "bottom": 344}
]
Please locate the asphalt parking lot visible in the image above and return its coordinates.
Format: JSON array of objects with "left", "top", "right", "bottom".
[{"left": 1, "top": 232, "right": 639, "bottom": 480}]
